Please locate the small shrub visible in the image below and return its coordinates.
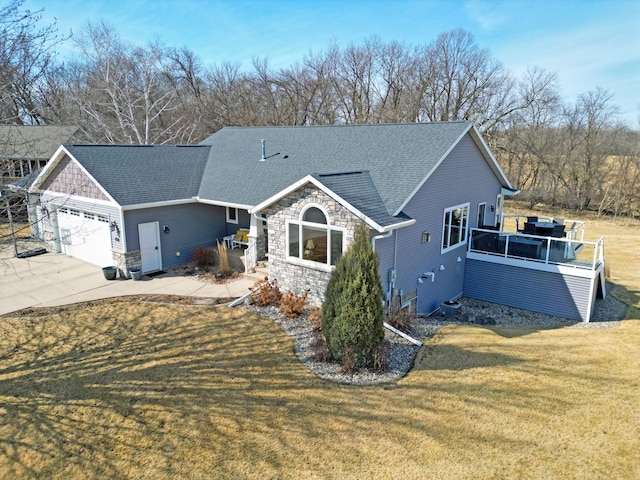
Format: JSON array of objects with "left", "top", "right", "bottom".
[
  {"left": 308, "top": 306, "right": 322, "bottom": 332},
  {"left": 250, "top": 278, "right": 282, "bottom": 306},
  {"left": 372, "top": 340, "right": 389, "bottom": 373},
  {"left": 338, "top": 346, "right": 358, "bottom": 374},
  {"left": 216, "top": 240, "right": 232, "bottom": 275},
  {"left": 279, "top": 291, "right": 308, "bottom": 318},
  {"left": 386, "top": 302, "right": 416, "bottom": 334},
  {"left": 310, "top": 330, "right": 332, "bottom": 362},
  {"left": 193, "top": 246, "right": 214, "bottom": 267}
]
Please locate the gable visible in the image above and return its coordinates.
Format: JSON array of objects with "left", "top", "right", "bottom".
[
  {"left": 40, "top": 154, "right": 110, "bottom": 201},
  {"left": 64, "top": 144, "right": 210, "bottom": 207}
]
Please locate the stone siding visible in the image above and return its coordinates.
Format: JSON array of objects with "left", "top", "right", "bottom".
[
  {"left": 264, "top": 185, "right": 363, "bottom": 306},
  {"left": 113, "top": 250, "right": 142, "bottom": 279}
]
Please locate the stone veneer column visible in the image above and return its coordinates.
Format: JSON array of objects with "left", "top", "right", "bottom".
[{"left": 113, "top": 250, "right": 141, "bottom": 278}]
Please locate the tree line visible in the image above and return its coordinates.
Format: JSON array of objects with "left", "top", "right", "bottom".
[{"left": 2, "top": 0, "right": 639, "bottom": 217}]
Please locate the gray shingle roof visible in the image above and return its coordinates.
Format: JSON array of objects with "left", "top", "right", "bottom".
[
  {"left": 198, "top": 122, "right": 475, "bottom": 214},
  {"left": 41, "top": 122, "right": 508, "bottom": 222},
  {"left": 310, "top": 171, "right": 409, "bottom": 228},
  {"left": 63, "top": 145, "right": 211, "bottom": 206},
  {"left": 0, "top": 125, "right": 78, "bottom": 159}
]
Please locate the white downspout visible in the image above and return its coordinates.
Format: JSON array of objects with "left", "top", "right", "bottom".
[
  {"left": 371, "top": 230, "right": 392, "bottom": 251},
  {"left": 371, "top": 229, "right": 394, "bottom": 309}
]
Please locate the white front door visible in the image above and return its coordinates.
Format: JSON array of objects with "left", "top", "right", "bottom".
[{"left": 138, "top": 222, "right": 162, "bottom": 273}]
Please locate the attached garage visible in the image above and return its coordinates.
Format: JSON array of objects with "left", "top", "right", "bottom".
[{"left": 57, "top": 207, "right": 113, "bottom": 267}]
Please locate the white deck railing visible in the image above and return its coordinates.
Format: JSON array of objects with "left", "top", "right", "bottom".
[
  {"left": 468, "top": 227, "right": 604, "bottom": 271},
  {"left": 502, "top": 214, "right": 586, "bottom": 242}
]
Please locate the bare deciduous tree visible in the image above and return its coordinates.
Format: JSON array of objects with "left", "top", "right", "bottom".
[{"left": 0, "top": 0, "right": 66, "bottom": 125}]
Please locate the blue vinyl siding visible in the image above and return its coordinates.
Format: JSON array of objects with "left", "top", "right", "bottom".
[
  {"left": 374, "top": 232, "right": 396, "bottom": 301},
  {"left": 391, "top": 133, "right": 504, "bottom": 314},
  {"left": 124, "top": 203, "right": 227, "bottom": 268},
  {"left": 463, "top": 259, "right": 597, "bottom": 321}
]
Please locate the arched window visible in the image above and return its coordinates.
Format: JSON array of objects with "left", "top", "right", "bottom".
[{"left": 287, "top": 205, "right": 344, "bottom": 266}]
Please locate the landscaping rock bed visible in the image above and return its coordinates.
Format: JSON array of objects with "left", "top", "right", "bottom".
[{"left": 241, "top": 291, "right": 628, "bottom": 386}]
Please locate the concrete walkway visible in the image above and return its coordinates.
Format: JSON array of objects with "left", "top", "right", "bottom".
[{"left": 0, "top": 252, "right": 261, "bottom": 316}]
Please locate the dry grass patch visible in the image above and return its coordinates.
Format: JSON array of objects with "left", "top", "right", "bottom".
[
  {"left": 0, "top": 298, "right": 638, "bottom": 479},
  {"left": 0, "top": 206, "right": 638, "bottom": 478}
]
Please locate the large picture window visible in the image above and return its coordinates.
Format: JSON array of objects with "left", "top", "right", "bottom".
[
  {"left": 442, "top": 203, "right": 469, "bottom": 252},
  {"left": 287, "top": 205, "right": 344, "bottom": 267}
]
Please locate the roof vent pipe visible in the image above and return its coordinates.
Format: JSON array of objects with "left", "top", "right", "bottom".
[{"left": 260, "top": 139, "right": 266, "bottom": 161}]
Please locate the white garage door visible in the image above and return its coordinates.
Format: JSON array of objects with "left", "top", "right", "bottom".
[{"left": 57, "top": 208, "right": 113, "bottom": 267}]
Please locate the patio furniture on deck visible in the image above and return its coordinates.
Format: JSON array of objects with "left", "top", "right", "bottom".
[
  {"left": 551, "top": 224, "right": 566, "bottom": 238},
  {"left": 526, "top": 221, "right": 560, "bottom": 236},
  {"left": 508, "top": 236, "right": 543, "bottom": 259}
]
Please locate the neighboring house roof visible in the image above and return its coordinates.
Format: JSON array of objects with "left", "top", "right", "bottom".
[
  {"left": 8, "top": 168, "right": 42, "bottom": 192},
  {"left": 199, "top": 122, "right": 512, "bottom": 215},
  {"left": 0, "top": 125, "right": 79, "bottom": 160},
  {"left": 35, "top": 145, "right": 211, "bottom": 207}
]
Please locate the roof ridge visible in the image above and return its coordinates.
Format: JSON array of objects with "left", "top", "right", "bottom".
[{"left": 221, "top": 121, "right": 472, "bottom": 131}]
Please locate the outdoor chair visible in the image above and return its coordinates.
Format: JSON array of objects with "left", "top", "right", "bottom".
[{"left": 551, "top": 224, "right": 566, "bottom": 238}]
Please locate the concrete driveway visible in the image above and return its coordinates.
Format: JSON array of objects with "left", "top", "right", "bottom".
[{"left": 0, "top": 251, "right": 258, "bottom": 316}]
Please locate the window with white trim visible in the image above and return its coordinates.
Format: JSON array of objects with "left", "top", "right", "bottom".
[
  {"left": 496, "top": 194, "right": 504, "bottom": 227},
  {"left": 97, "top": 215, "right": 108, "bottom": 223},
  {"left": 287, "top": 205, "right": 344, "bottom": 266},
  {"left": 58, "top": 207, "right": 68, "bottom": 215},
  {"left": 477, "top": 202, "right": 486, "bottom": 227},
  {"left": 226, "top": 207, "right": 238, "bottom": 224},
  {"left": 442, "top": 203, "right": 469, "bottom": 252},
  {"left": 69, "top": 209, "right": 80, "bottom": 217},
  {"left": 83, "top": 212, "right": 95, "bottom": 220}
]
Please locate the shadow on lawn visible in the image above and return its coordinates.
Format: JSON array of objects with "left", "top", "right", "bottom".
[
  {"left": 413, "top": 340, "right": 524, "bottom": 371},
  {"left": 0, "top": 302, "right": 316, "bottom": 477},
  {"left": 0, "top": 299, "right": 629, "bottom": 478}
]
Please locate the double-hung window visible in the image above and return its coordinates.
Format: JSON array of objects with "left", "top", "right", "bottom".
[
  {"left": 442, "top": 203, "right": 469, "bottom": 252},
  {"left": 226, "top": 207, "right": 238, "bottom": 224},
  {"left": 287, "top": 205, "right": 344, "bottom": 268}
]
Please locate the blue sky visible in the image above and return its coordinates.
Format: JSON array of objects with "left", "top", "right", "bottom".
[{"left": 24, "top": 0, "right": 640, "bottom": 126}]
